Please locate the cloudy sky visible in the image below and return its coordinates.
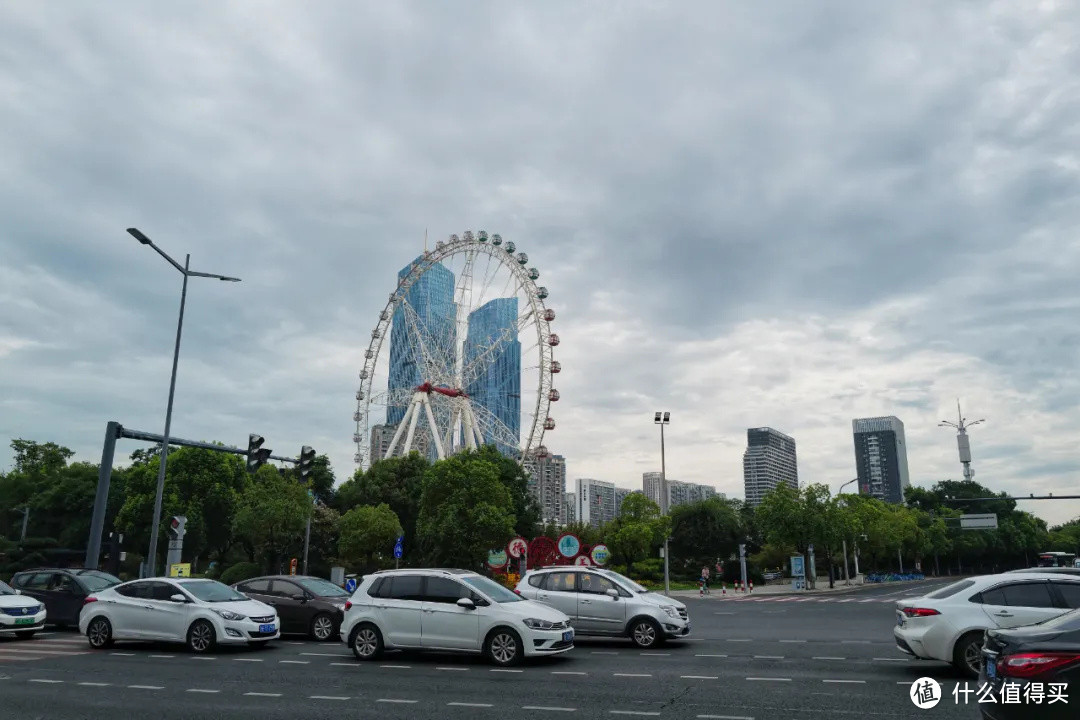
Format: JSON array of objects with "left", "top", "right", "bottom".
[{"left": 2, "top": 1, "right": 1078, "bottom": 528}]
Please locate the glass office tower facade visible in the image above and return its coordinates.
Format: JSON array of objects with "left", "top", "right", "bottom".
[{"left": 464, "top": 297, "right": 520, "bottom": 457}]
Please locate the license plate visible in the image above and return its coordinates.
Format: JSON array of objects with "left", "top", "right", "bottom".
[
  {"left": 562, "top": 631, "right": 573, "bottom": 642},
  {"left": 14, "top": 618, "right": 34, "bottom": 626},
  {"left": 897, "top": 613, "right": 905, "bottom": 627},
  {"left": 985, "top": 658, "right": 997, "bottom": 679},
  {"left": 259, "top": 624, "right": 275, "bottom": 633}
]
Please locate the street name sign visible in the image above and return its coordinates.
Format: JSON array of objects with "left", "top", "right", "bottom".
[{"left": 959, "top": 513, "right": 998, "bottom": 530}]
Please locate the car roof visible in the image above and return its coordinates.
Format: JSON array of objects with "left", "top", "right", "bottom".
[
  {"left": 1006, "top": 568, "right": 1080, "bottom": 575},
  {"left": 368, "top": 568, "right": 479, "bottom": 578}
]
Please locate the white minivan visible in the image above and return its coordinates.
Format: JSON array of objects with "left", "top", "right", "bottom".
[{"left": 340, "top": 568, "right": 574, "bottom": 666}]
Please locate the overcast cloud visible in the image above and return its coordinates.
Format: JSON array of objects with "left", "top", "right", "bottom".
[{"left": 2, "top": 1, "right": 1078, "bottom": 527}]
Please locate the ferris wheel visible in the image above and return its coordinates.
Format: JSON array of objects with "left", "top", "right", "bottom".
[{"left": 353, "top": 231, "right": 560, "bottom": 470}]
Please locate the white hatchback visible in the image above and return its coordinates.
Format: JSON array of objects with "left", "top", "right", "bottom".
[
  {"left": 79, "top": 577, "right": 280, "bottom": 653},
  {"left": 340, "top": 569, "right": 574, "bottom": 666},
  {"left": 893, "top": 572, "right": 1080, "bottom": 677}
]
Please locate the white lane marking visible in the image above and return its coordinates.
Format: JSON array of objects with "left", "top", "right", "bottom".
[
  {"left": 437, "top": 667, "right": 469, "bottom": 671},
  {"left": 874, "top": 658, "right": 909, "bottom": 662},
  {"left": 726, "top": 638, "right": 752, "bottom": 642},
  {"left": 813, "top": 657, "right": 846, "bottom": 660},
  {"left": 613, "top": 673, "right": 652, "bottom": 677},
  {"left": 234, "top": 658, "right": 263, "bottom": 662},
  {"left": 681, "top": 675, "right": 719, "bottom": 680},
  {"left": 191, "top": 657, "right": 216, "bottom": 661},
  {"left": 380, "top": 664, "right": 411, "bottom": 668},
  {"left": 187, "top": 689, "right": 220, "bottom": 694},
  {"left": 779, "top": 640, "right": 806, "bottom": 644},
  {"left": 552, "top": 671, "right": 588, "bottom": 675},
  {"left": 284, "top": 641, "right": 304, "bottom": 645},
  {"left": 695, "top": 654, "right": 728, "bottom": 658},
  {"left": 245, "top": 692, "right": 282, "bottom": 697},
  {"left": 697, "top": 715, "right": 754, "bottom": 720},
  {"left": 714, "top": 612, "right": 735, "bottom": 615},
  {"left": 110, "top": 652, "right": 135, "bottom": 656},
  {"left": 591, "top": 651, "right": 619, "bottom": 655},
  {"left": 150, "top": 655, "right": 174, "bottom": 659},
  {"left": 823, "top": 679, "right": 866, "bottom": 684},
  {"left": 0, "top": 648, "right": 85, "bottom": 656},
  {"left": 78, "top": 682, "right": 110, "bottom": 687},
  {"left": 610, "top": 712, "right": 660, "bottom": 717},
  {"left": 449, "top": 702, "right": 495, "bottom": 707},
  {"left": 746, "top": 677, "right": 791, "bottom": 681},
  {"left": 128, "top": 685, "right": 164, "bottom": 690},
  {"left": 310, "top": 695, "right": 350, "bottom": 700},
  {"left": 279, "top": 660, "right": 309, "bottom": 664},
  {"left": 29, "top": 679, "right": 64, "bottom": 684},
  {"left": 841, "top": 640, "right": 871, "bottom": 644},
  {"left": 376, "top": 698, "right": 418, "bottom": 704},
  {"left": 301, "top": 652, "right": 350, "bottom": 657},
  {"left": 640, "top": 652, "right": 669, "bottom": 656},
  {"left": 491, "top": 668, "right": 524, "bottom": 673},
  {"left": 754, "top": 655, "right": 784, "bottom": 659},
  {"left": 523, "top": 707, "right": 576, "bottom": 712}
]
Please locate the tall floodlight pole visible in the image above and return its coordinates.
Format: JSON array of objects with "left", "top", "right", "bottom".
[
  {"left": 654, "top": 411, "right": 671, "bottom": 596},
  {"left": 837, "top": 478, "right": 857, "bottom": 585},
  {"left": 938, "top": 399, "right": 985, "bottom": 482},
  {"left": 127, "top": 228, "right": 240, "bottom": 577}
]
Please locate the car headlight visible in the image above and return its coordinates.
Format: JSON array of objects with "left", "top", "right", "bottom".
[
  {"left": 660, "top": 605, "right": 679, "bottom": 619},
  {"left": 523, "top": 618, "right": 557, "bottom": 630},
  {"left": 213, "top": 609, "right": 247, "bottom": 621}
]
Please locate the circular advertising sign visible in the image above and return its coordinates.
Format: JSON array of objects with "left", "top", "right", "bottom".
[
  {"left": 556, "top": 533, "right": 581, "bottom": 558},
  {"left": 590, "top": 544, "right": 610, "bottom": 565},
  {"left": 574, "top": 555, "right": 592, "bottom": 566},
  {"left": 487, "top": 549, "right": 508, "bottom": 569},
  {"left": 507, "top": 537, "right": 529, "bottom": 559}
]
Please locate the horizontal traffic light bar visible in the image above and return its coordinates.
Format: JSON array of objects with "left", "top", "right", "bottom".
[
  {"left": 941, "top": 495, "right": 1080, "bottom": 501},
  {"left": 111, "top": 423, "right": 299, "bottom": 464}
]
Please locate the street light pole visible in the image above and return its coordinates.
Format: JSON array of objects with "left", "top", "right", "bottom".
[
  {"left": 654, "top": 411, "right": 671, "bottom": 596},
  {"left": 837, "top": 478, "right": 857, "bottom": 585},
  {"left": 127, "top": 228, "right": 240, "bottom": 578}
]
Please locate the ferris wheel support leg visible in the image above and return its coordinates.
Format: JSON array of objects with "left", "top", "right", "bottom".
[
  {"left": 402, "top": 395, "right": 423, "bottom": 454},
  {"left": 423, "top": 395, "right": 446, "bottom": 459},
  {"left": 384, "top": 400, "right": 416, "bottom": 459},
  {"left": 462, "top": 404, "right": 477, "bottom": 451},
  {"left": 445, "top": 409, "right": 461, "bottom": 454}
]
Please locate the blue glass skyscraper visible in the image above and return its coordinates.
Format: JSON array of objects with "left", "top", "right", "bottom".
[
  {"left": 387, "top": 256, "right": 456, "bottom": 427},
  {"left": 464, "top": 297, "right": 521, "bottom": 457}
]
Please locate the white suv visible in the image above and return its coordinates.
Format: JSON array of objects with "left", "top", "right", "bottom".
[
  {"left": 514, "top": 567, "right": 690, "bottom": 649},
  {"left": 339, "top": 568, "right": 573, "bottom": 666}
]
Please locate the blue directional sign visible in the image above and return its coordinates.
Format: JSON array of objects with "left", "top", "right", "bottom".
[
  {"left": 393, "top": 535, "right": 404, "bottom": 559},
  {"left": 344, "top": 577, "right": 358, "bottom": 593}
]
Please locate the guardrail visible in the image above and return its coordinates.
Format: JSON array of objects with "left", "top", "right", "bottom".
[{"left": 866, "top": 572, "right": 925, "bottom": 583}]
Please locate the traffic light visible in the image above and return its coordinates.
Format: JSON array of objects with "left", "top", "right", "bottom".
[
  {"left": 299, "top": 446, "right": 316, "bottom": 481},
  {"left": 247, "top": 434, "right": 271, "bottom": 472},
  {"left": 167, "top": 515, "right": 187, "bottom": 540}
]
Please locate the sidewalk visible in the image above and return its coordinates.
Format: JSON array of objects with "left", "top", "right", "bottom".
[{"left": 669, "top": 575, "right": 934, "bottom": 599}]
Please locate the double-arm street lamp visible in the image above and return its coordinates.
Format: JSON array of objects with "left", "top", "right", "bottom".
[
  {"left": 654, "top": 411, "right": 671, "bottom": 595},
  {"left": 127, "top": 228, "right": 240, "bottom": 577}
]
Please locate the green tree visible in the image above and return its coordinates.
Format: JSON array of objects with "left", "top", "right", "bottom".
[
  {"left": 669, "top": 497, "right": 744, "bottom": 574},
  {"left": 475, "top": 445, "right": 541, "bottom": 538},
  {"left": 604, "top": 494, "right": 670, "bottom": 573},
  {"left": 336, "top": 453, "right": 429, "bottom": 565},
  {"left": 233, "top": 465, "right": 309, "bottom": 573},
  {"left": 338, "top": 504, "right": 403, "bottom": 572},
  {"left": 416, "top": 453, "right": 515, "bottom": 568}
]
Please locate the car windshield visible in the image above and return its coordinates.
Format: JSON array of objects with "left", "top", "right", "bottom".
[
  {"left": 924, "top": 579, "right": 977, "bottom": 599},
  {"left": 0, "top": 580, "right": 14, "bottom": 595},
  {"left": 298, "top": 578, "right": 349, "bottom": 597},
  {"left": 78, "top": 571, "right": 121, "bottom": 591},
  {"left": 178, "top": 580, "right": 248, "bottom": 603},
  {"left": 600, "top": 570, "right": 648, "bottom": 593},
  {"left": 461, "top": 575, "right": 523, "bottom": 603}
]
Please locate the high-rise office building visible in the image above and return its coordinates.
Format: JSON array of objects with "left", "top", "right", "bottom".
[
  {"left": 370, "top": 423, "right": 432, "bottom": 463},
  {"left": 642, "top": 472, "right": 666, "bottom": 507},
  {"left": 643, "top": 472, "right": 719, "bottom": 509},
  {"left": 387, "top": 256, "right": 457, "bottom": 448},
  {"left": 523, "top": 451, "right": 566, "bottom": 525},
  {"left": 464, "top": 297, "right": 521, "bottom": 457},
  {"left": 576, "top": 478, "right": 617, "bottom": 527},
  {"left": 743, "top": 427, "right": 798, "bottom": 507},
  {"left": 614, "top": 487, "right": 633, "bottom": 516},
  {"left": 853, "top": 416, "right": 910, "bottom": 504},
  {"left": 563, "top": 492, "right": 577, "bottom": 524}
]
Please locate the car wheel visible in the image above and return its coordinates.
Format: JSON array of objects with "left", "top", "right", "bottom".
[
  {"left": 953, "top": 631, "right": 984, "bottom": 678},
  {"left": 187, "top": 619, "right": 217, "bottom": 654},
  {"left": 86, "top": 617, "right": 113, "bottom": 649},
  {"left": 310, "top": 612, "right": 335, "bottom": 642},
  {"left": 629, "top": 618, "right": 662, "bottom": 649},
  {"left": 486, "top": 628, "right": 522, "bottom": 667},
  {"left": 14, "top": 630, "right": 37, "bottom": 640},
  {"left": 350, "top": 623, "right": 383, "bottom": 660}
]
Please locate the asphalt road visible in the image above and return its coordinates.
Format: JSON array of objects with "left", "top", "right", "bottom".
[{"left": 0, "top": 579, "right": 985, "bottom": 719}]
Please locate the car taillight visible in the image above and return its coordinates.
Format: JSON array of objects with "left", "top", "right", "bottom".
[
  {"left": 901, "top": 607, "right": 940, "bottom": 617},
  {"left": 83, "top": 596, "right": 98, "bottom": 605},
  {"left": 998, "top": 653, "right": 1080, "bottom": 679},
  {"left": 344, "top": 601, "right": 352, "bottom": 611},
  {"left": 513, "top": 589, "right": 521, "bottom": 595}
]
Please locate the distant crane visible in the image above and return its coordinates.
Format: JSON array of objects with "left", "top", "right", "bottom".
[{"left": 938, "top": 399, "right": 984, "bottom": 482}]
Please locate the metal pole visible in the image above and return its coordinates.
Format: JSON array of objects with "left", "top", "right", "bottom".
[
  {"left": 146, "top": 255, "right": 189, "bottom": 578},
  {"left": 85, "top": 421, "right": 120, "bottom": 569},
  {"left": 842, "top": 538, "right": 850, "bottom": 585},
  {"left": 302, "top": 513, "right": 312, "bottom": 576},
  {"left": 660, "top": 422, "right": 669, "bottom": 596},
  {"left": 898, "top": 547, "right": 903, "bottom": 573},
  {"left": 20, "top": 507, "right": 29, "bottom": 542},
  {"left": 853, "top": 540, "right": 860, "bottom": 577}
]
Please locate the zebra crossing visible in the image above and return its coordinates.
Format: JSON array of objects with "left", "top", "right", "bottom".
[
  {"left": 709, "top": 594, "right": 915, "bottom": 604},
  {"left": 0, "top": 633, "right": 89, "bottom": 662}
]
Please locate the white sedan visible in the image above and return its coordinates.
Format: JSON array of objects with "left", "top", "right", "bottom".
[
  {"left": 894, "top": 571, "right": 1080, "bottom": 677},
  {"left": 0, "top": 579, "right": 47, "bottom": 639},
  {"left": 79, "top": 577, "right": 280, "bottom": 653}
]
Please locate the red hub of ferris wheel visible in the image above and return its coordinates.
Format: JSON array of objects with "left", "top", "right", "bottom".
[{"left": 414, "top": 382, "right": 468, "bottom": 398}]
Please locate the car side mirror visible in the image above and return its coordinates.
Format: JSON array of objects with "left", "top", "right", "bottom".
[
  {"left": 606, "top": 589, "right": 620, "bottom": 599},
  {"left": 13, "top": 589, "right": 21, "bottom": 595},
  {"left": 456, "top": 597, "right": 476, "bottom": 610},
  {"left": 170, "top": 594, "right": 187, "bottom": 603}
]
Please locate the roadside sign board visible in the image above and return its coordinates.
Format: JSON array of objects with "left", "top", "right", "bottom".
[
  {"left": 487, "top": 549, "right": 508, "bottom": 569},
  {"left": 344, "top": 578, "right": 358, "bottom": 593},
  {"left": 289, "top": 558, "right": 298, "bottom": 575},
  {"left": 168, "top": 563, "right": 191, "bottom": 578},
  {"left": 790, "top": 555, "right": 805, "bottom": 577},
  {"left": 393, "top": 536, "right": 404, "bottom": 559},
  {"left": 507, "top": 537, "right": 528, "bottom": 559},
  {"left": 960, "top": 513, "right": 998, "bottom": 530},
  {"left": 590, "top": 544, "right": 610, "bottom": 565},
  {"left": 557, "top": 533, "right": 581, "bottom": 558}
]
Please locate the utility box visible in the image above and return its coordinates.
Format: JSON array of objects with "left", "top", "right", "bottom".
[{"left": 331, "top": 566, "right": 345, "bottom": 586}]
